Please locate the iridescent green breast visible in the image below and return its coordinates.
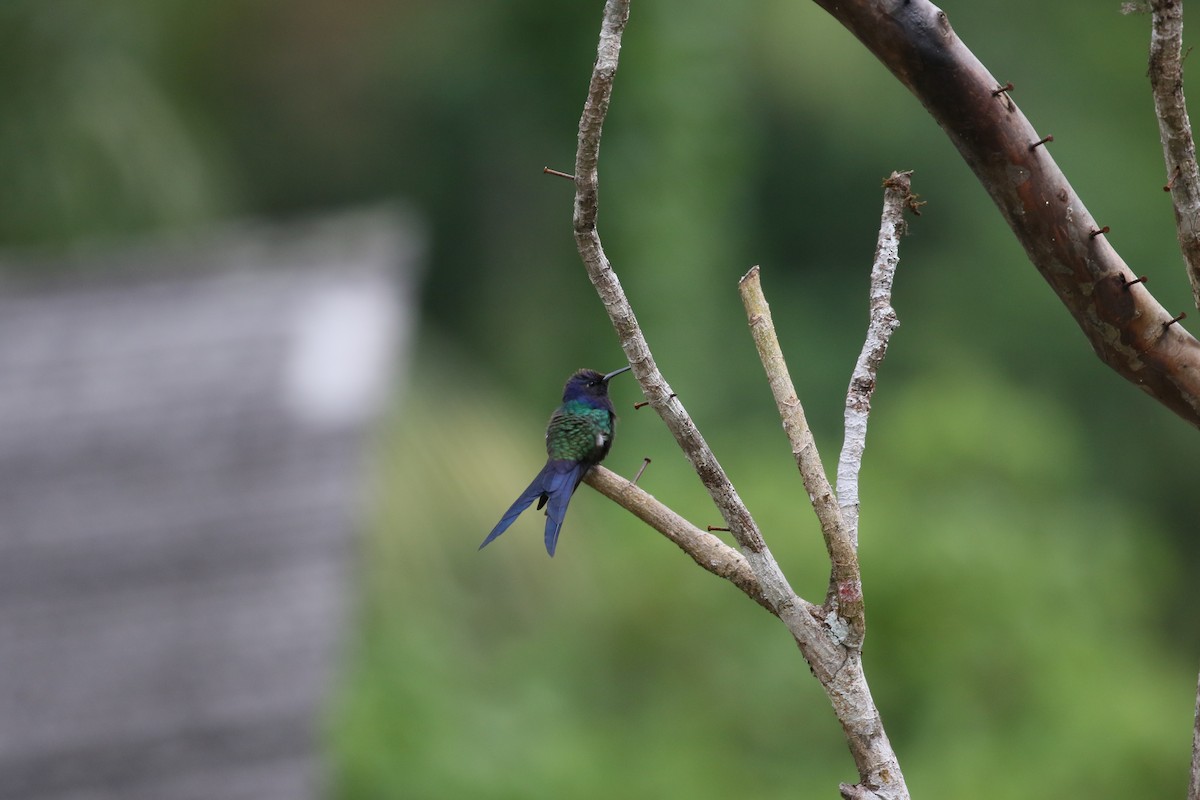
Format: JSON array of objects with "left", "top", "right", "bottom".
[{"left": 545, "top": 401, "right": 615, "bottom": 463}]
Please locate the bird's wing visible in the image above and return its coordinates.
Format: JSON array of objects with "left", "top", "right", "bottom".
[{"left": 544, "top": 405, "right": 608, "bottom": 462}]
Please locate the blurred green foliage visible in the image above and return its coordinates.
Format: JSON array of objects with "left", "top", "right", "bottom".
[{"left": 6, "top": 0, "right": 1200, "bottom": 797}]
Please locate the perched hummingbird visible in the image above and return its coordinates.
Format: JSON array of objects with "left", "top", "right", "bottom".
[{"left": 479, "top": 365, "right": 632, "bottom": 556}]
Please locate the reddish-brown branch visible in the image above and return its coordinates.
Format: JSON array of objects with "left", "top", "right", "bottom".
[{"left": 810, "top": 0, "right": 1200, "bottom": 428}]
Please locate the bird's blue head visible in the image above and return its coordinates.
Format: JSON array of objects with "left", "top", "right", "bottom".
[{"left": 562, "top": 365, "right": 631, "bottom": 406}]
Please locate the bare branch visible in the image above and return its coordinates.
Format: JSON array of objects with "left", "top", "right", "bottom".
[
  {"left": 837, "top": 172, "right": 909, "bottom": 548},
  {"left": 572, "top": 0, "right": 802, "bottom": 618},
  {"left": 583, "top": 466, "right": 778, "bottom": 614},
  {"left": 1149, "top": 0, "right": 1200, "bottom": 310},
  {"left": 571, "top": 3, "right": 909, "bottom": 796},
  {"left": 738, "top": 266, "right": 864, "bottom": 641},
  {"left": 811, "top": 0, "right": 1200, "bottom": 428},
  {"left": 587, "top": 463, "right": 904, "bottom": 800}
]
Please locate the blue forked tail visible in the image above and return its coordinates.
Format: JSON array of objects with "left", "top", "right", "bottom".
[{"left": 479, "top": 460, "right": 585, "bottom": 556}]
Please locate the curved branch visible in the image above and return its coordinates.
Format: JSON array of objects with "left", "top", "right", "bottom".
[{"left": 811, "top": 0, "right": 1200, "bottom": 428}]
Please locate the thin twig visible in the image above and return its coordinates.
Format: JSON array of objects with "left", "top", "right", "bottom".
[
  {"left": 1149, "top": 0, "right": 1200, "bottom": 310},
  {"left": 837, "top": 171, "right": 908, "bottom": 549},
  {"left": 738, "top": 266, "right": 864, "bottom": 642}
]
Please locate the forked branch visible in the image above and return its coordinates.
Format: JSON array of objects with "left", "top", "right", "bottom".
[
  {"left": 569, "top": 4, "right": 912, "bottom": 795},
  {"left": 738, "top": 266, "right": 864, "bottom": 642}
]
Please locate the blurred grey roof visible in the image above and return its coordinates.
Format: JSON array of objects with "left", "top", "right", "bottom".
[{"left": 0, "top": 207, "right": 422, "bottom": 800}]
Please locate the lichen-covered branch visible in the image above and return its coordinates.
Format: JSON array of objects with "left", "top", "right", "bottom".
[
  {"left": 1148, "top": 0, "right": 1200, "bottom": 310},
  {"left": 1190, "top": 666, "right": 1200, "bottom": 800},
  {"left": 837, "top": 172, "right": 909, "bottom": 548},
  {"left": 811, "top": 0, "right": 1200, "bottom": 428}
]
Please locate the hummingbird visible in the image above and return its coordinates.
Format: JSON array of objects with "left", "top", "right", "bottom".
[{"left": 480, "top": 365, "right": 632, "bottom": 556}]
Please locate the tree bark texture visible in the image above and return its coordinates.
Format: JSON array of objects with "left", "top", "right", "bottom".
[
  {"left": 1149, "top": 0, "right": 1200, "bottom": 311},
  {"left": 811, "top": 0, "right": 1200, "bottom": 428}
]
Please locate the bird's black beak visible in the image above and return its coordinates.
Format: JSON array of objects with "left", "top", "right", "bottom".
[{"left": 602, "top": 365, "right": 632, "bottom": 383}]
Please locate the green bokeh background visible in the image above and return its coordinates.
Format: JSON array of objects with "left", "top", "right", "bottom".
[{"left": 6, "top": 1, "right": 1199, "bottom": 797}]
